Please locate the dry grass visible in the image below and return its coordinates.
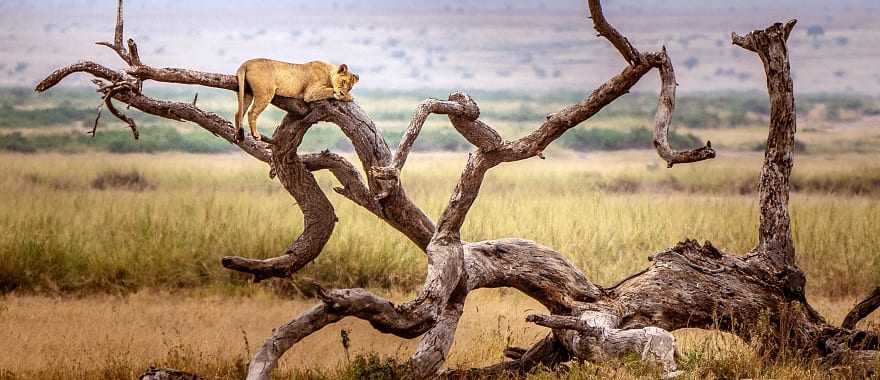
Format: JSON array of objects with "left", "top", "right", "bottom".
[
  {"left": 0, "top": 290, "right": 540, "bottom": 379},
  {"left": 1, "top": 150, "right": 879, "bottom": 378},
  {"left": 0, "top": 291, "right": 876, "bottom": 379},
  {"left": 1, "top": 151, "right": 879, "bottom": 295},
  {"left": 684, "top": 115, "right": 880, "bottom": 153}
]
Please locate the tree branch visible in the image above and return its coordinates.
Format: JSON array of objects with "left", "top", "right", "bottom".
[
  {"left": 95, "top": 0, "right": 131, "bottom": 64},
  {"left": 434, "top": 151, "right": 498, "bottom": 241},
  {"left": 36, "top": 61, "right": 124, "bottom": 91},
  {"left": 246, "top": 303, "right": 343, "bottom": 380},
  {"left": 587, "top": 0, "right": 641, "bottom": 64},
  {"left": 526, "top": 314, "right": 604, "bottom": 336},
  {"left": 245, "top": 238, "right": 598, "bottom": 380},
  {"left": 842, "top": 287, "right": 880, "bottom": 330},
  {"left": 445, "top": 92, "right": 503, "bottom": 152},
  {"left": 104, "top": 88, "right": 139, "bottom": 139},
  {"left": 139, "top": 367, "right": 202, "bottom": 380},
  {"left": 408, "top": 286, "right": 468, "bottom": 378},
  {"left": 441, "top": 334, "right": 570, "bottom": 378},
  {"left": 393, "top": 92, "right": 500, "bottom": 171},
  {"left": 222, "top": 113, "right": 336, "bottom": 282},
  {"left": 36, "top": 61, "right": 274, "bottom": 162},
  {"left": 320, "top": 101, "right": 436, "bottom": 249},
  {"left": 733, "top": 20, "right": 799, "bottom": 261},
  {"left": 652, "top": 47, "right": 715, "bottom": 167},
  {"left": 301, "top": 151, "right": 382, "bottom": 215},
  {"left": 499, "top": 54, "right": 661, "bottom": 162}
]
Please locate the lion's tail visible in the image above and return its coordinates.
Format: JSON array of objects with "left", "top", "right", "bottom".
[{"left": 234, "top": 64, "right": 248, "bottom": 134}]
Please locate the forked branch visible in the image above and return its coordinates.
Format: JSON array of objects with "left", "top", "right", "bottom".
[{"left": 95, "top": 0, "right": 132, "bottom": 64}]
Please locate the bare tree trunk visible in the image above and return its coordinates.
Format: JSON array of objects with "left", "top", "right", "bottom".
[{"left": 36, "top": 1, "right": 878, "bottom": 379}]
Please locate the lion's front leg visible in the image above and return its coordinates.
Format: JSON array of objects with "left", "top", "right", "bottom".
[{"left": 303, "top": 85, "right": 335, "bottom": 103}]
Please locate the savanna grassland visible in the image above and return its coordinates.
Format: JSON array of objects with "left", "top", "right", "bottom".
[
  {"left": 1, "top": 149, "right": 879, "bottom": 379},
  {"left": 1, "top": 87, "right": 880, "bottom": 380}
]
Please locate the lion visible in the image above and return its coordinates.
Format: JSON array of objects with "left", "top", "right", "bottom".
[{"left": 234, "top": 59, "right": 359, "bottom": 141}]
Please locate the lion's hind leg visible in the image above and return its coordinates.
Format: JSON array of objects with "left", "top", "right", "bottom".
[
  {"left": 234, "top": 91, "right": 253, "bottom": 142},
  {"left": 247, "top": 92, "right": 273, "bottom": 141}
]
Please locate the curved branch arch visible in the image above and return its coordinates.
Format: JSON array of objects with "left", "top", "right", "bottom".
[{"left": 36, "top": 2, "right": 878, "bottom": 379}]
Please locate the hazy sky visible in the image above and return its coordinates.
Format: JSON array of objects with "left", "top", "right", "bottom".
[
  {"left": 1, "top": 1, "right": 878, "bottom": 94},
  {"left": 5, "top": 0, "right": 878, "bottom": 11}
]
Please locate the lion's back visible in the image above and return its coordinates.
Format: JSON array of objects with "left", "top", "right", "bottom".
[{"left": 240, "top": 59, "right": 331, "bottom": 98}]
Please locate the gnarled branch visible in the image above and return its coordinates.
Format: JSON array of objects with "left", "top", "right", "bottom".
[
  {"left": 393, "top": 92, "right": 500, "bottom": 171},
  {"left": 734, "top": 20, "right": 799, "bottom": 261},
  {"left": 302, "top": 151, "right": 381, "bottom": 215},
  {"left": 587, "top": 0, "right": 641, "bottom": 64},
  {"left": 95, "top": 0, "right": 131, "bottom": 64},
  {"left": 528, "top": 311, "right": 680, "bottom": 377},
  {"left": 843, "top": 287, "right": 880, "bottom": 330},
  {"left": 652, "top": 47, "right": 715, "bottom": 167},
  {"left": 104, "top": 88, "right": 139, "bottom": 139}
]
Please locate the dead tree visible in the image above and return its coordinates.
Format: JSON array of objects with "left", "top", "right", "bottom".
[{"left": 37, "top": 1, "right": 878, "bottom": 378}]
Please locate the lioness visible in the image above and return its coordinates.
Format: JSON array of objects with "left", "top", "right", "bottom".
[{"left": 235, "top": 59, "right": 359, "bottom": 141}]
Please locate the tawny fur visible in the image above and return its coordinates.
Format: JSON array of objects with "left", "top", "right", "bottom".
[{"left": 235, "top": 59, "right": 359, "bottom": 141}]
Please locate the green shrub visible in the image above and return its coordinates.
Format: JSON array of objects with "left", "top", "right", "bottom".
[
  {"left": 0, "top": 132, "right": 37, "bottom": 152},
  {"left": 752, "top": 139, "right": 808, "bottom": 153},
  {"left": 0, "top": 126, "right": 236, "bottom": 154},
  {"left": 381, "top": 127, "right": 470, "bottom": 152},
  {"left": 91, "top": 171, "right": 155, "bottom": 191},
  {"left": 0, "top": 104, "right": 95, "bottom": 128},
  {"left": 340, "top": 354, "right": 406, "bottom": 380}
]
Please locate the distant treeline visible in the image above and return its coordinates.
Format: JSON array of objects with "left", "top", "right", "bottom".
[
  {"left": 363, "top": 90, "right": 879, "bottom": 127},
  {"left": 3, "top": 87, "right": 877, "bottom": 129},
  {"left": 0, "top": 129, "right": 233, "bottom": 154},
  {"left": 0, "top": 87, "right": 874, "bottom": 153},
  {"left": 0, "top": 125, "right": 702, "bottom": 154}
]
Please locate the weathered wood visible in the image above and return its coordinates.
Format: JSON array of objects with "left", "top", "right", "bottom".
[
  {"left": 138, "top": 367, "right": 201, "bottom": 380},
  {"left": 442, "top": 334, "right": 570, "bottom": 379},
  {"left": 587, "top": 0, "right": 641, "bottom": 64},
  {"left": 301, "top": 151, "right": 381, "bottom": 215},
  {"left": 392, "top": 93, "right": 495, "bottom": 170},
  {"left": 103, "top": 90, "right": 139, "bottom": 139},
  {"left": 652, "top": 47, "right": 716, "bottom": 167},
  {"left": 95, "top": 0, "right": 131, "bottom": 64},
  {"left": 499, "top": 55, "right": 660, "bottom": 162},
  {"left": 222, "top": 112, "right": 337, "bottom": 281},
  {"left": 528, "top": 311, "right": 680, "bottom": 377},
  {"left": 734, "top": 20, "right": 799, "bottom": 262},
  {"left": 843, "top": 287, "right": 880, "bottom": 330}
]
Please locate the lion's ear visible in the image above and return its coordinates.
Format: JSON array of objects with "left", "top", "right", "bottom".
[
  {"left": 352, "top": 74, "right": 359, "bottom": 84},
  {"left": 337, "top": 64, "right": 349, "bottom": 74}
]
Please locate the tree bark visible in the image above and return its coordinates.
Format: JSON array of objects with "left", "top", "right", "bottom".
[{"left": 35, "top": 1, "right": 878, "bottom": 379}]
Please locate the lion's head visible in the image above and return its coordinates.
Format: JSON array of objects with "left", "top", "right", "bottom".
[{"left": 331, "top": 64, "right": 359, "bottom": 100}]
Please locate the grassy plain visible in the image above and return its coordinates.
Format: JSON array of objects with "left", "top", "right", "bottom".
[
  {"left": 1, "top": 149, "right": 879, "bottom": 379},
  {"left": 2, "top": 150, "right": 879, "bottom": 295},
  {"left": 1, "top": 291, "right": 877, "bottom": 380}
]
